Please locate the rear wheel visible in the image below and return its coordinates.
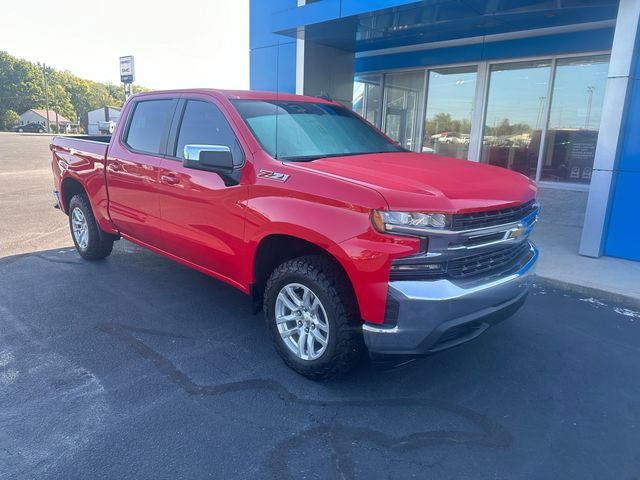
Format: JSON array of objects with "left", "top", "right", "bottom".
[
  {"left": 17, "top": 128, "right": 23, "bottom": 133},
  {"left": 68, "top": 194, "right": 114, "bottom": 260},
  {"left": 264, "top": 256, "right": 364, "bottom": 380}
]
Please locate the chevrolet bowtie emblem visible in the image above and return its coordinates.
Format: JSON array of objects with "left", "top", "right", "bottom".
[{"left": 508, "top": 223, "right": 526, "bottom": 239}]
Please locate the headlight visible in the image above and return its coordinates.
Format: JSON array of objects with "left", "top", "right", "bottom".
[{"left": 372, "top": 210, "right": 451, "bottom": 236}]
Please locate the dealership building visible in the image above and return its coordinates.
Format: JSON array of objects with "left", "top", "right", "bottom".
[{"left": 249, "top": 0, "right": 640, "bottom": 262}]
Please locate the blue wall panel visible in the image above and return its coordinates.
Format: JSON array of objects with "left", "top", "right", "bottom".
[
  {"left": 341, "top": 0, "right": 422, "bottom": 17},
  {"left": 250, "top": 0, "right": 296, "bottom": 50},
  {"left": 250, "top": 0, "right": 297, "bottom": 93},
  {"left": 604, "top": 171, "right": 640, "bottom": 261},
  {"left": 250, "top": 42, "right": 296, "bottom": 93},
  {"left": 272, "top": 0, "right": 341, "bottom": 32},
  {"left": 618, "top": 78, "right": 640, "bottom": 173},
  {"left": 355, "top": 28, "right": 614, "bottom": 73},
  {"left": 604, "top": 25, "right": 640, "bottom": 261}
]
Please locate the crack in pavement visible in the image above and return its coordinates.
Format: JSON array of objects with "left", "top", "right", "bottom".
[{"left": 99, "top": 323, "right": 513, "bottom": 479}]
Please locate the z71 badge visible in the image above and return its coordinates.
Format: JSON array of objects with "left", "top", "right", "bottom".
[{"left": 258, "top": 170, "right": 290, "bottom": 182}]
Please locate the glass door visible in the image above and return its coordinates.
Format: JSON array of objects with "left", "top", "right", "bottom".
[
  {"left": 540, "top": 55, "right": 609, "bottom": 184},
  {"left": 382, "top": 71, "right": 425, "bottom": 150},
  {"left": 481, "top": 60, "right": 552, "bottom": 178},
  {"left": 422, "top": 66, "right": 477, "bottom": 158}
]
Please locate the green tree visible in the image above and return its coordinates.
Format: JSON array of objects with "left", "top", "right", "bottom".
[
  {"left": 1, "top": 109, "right": 20, "bottom": 130},
  {"left": 0, "top": 52, "right": 46, "bottom": 115},
  {"left": 48, "top": 83, "right": 76, "bottom": 123}
]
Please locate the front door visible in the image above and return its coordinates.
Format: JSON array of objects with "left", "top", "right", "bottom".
[
  {"left": 106, "top": 98, "right": 178, "bottom": 242},
  {"left": 155, "top": 98, "right": 248, "bottom": 286}
]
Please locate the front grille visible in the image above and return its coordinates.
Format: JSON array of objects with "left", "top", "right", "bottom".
[
  {"left": 389, "top": 241, "right": 533, "bottom": 281},
  {"left": 452, "top": 200, "right": 537, "bottom": 231},
  {"left": 447, "top": 241, "right": 532, "bottom": 279}
]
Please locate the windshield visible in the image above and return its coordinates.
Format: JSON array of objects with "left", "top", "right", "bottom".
[{"left": 231, "top": 99, "right": 404, "bottom": 161}]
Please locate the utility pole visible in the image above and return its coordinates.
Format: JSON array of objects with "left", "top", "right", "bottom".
[{"left": 42, "top": 63, "right": 51, "bottom": 133}]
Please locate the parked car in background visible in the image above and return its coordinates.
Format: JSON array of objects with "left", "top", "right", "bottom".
[
  {"left": 13, "top": 122, "right": 46, "bottom": 133},
  {"left": 50, "top": 89, "right": 539, "bottom": 380}
]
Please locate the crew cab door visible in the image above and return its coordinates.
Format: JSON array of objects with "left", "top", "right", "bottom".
[
  {"left": 155, "top": 97, "right": 248, "bottom": 287},
  {"left": 106, "top": 97, "right": 178, "bottom": 242}
]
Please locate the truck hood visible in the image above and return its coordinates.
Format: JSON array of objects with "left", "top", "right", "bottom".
[{"left": 290, "top": 152, "right": 537, "bottom": 213}]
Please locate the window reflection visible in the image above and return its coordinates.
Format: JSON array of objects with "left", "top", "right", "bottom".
[
  {"left": 541, "top": 56, "right": 609, "bottom": 183},
  {"left": 353, "top": 74, "right": 382, "bottom": 125},
  {"left": 382, "top": 71, "right": 424, "bottom": 150},
  {"left": 351, "top": 54, "right": 609, "bottom": 186},
  {"left": 422, "top": 66, "right": 477, "bottom": 158},
  {"left": 481, "top": 60, "right": 552, "bottom": 178}
]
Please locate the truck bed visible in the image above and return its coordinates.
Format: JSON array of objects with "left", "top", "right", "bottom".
[{"left": 51, "top": 135, "right": 110, "bottom": 159}]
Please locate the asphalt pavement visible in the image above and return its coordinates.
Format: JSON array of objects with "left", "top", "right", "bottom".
[
  {"left": 0, "top": 132, "right": 70, "bottom": 258},
  {"left": 1, "top": 240, "right": 639, "bottom": 479}
]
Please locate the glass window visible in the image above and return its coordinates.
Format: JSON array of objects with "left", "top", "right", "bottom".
[
  {"left": 422, "top": 66, "right": 477, "bottom": 158},
  {"left": 125, "top": 100, "right": 176, "bottom": 155},
  {"left": 382, "top": 71, "right": 425, "bottom": 150},
  {"left": 353, "top": 74, "right": 382, "bottom": 125},
  {"left": 540, "top": 55, "right": 609, "bottom": 184},
  {"left": 232, "top": 100, "right": 403, "bottom": 161},
  {"left": 175, "top": 100, "right": 243, "bottom": 166},
  {"left": 481, "top": 60, "right": 552, "bottom": 179}
]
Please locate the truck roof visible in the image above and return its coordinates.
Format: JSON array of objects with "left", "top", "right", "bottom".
[{"left": 130, "top": 88, "right": 337, "bottom": 105}]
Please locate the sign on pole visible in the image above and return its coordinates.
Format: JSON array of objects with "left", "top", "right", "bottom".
[{"left": 119, "top": 56, "right": 135, "bottom": 84}]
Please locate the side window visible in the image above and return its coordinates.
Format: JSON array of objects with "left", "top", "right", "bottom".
[
  {"left": 125, "top": 99, "right": 175, "bottom": 155},
  {"left": 175, "top": 100, "right": 244, "bottom": 167}
]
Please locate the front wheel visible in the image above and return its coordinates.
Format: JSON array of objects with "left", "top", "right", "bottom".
[
  {"left": 68, "top": 194, "right": 114, "bottom": 260},
  {"left": 17, "top": 128, "right": 23, "bottom": 133},
  {"left": 38, "top": 128, "right": 45, "bottom": 133},
  {"left": 264, "top": 256, "right": 364, "bottom": 380}
]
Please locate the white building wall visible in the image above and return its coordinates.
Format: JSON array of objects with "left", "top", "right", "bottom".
[
  {"left": 19, "top": 111, "right": 47, "bottom": 126},
  {"left": 87, "top": 107, "right": 121, "bottom": 135}
]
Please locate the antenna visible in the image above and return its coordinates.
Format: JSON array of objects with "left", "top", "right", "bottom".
[{"left": 318, "top": 90, "right": 333, "bottom": 102}]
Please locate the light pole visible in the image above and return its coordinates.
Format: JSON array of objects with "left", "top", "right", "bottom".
[
  {"left": 536, "top": 96, "right": 545, "bottom": 130},
  {"left": 42, "top": 63, "right": 50, "bottom": 133},
  {"left": 585, "top": 86, "right": 595, "bottom": 130}
]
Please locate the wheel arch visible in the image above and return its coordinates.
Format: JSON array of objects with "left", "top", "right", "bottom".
[
  {"left": 250, "top": 233, "right": 360, "bottom": 318},
  {"left": 60, "top": 176, "right": 86, "bottom": 214}
]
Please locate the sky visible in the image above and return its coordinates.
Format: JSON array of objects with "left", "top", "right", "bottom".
[{"left": 0, "top": 0, "right": 249, "bottom": 90}]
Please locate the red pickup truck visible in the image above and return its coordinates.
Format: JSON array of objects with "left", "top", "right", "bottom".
[{"left": 51, "top": 89, "right": 538, "bottom": 379}]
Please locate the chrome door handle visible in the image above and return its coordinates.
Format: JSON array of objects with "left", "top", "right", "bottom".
[
  {"left": 108, "top": 161, "right": 123, "bottom": 172},
  {"left": 161, "top": 174, "right": 179, "bottom": 185}
]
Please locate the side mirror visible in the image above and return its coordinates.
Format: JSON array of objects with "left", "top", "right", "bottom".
[{"left": 183, "top": 144, "right": 234, "bottom": 174}]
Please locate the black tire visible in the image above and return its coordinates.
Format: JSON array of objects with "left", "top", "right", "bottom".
[
  {"left": 68, "top": 194, "right": 114, "bottom": 260},
  {"left": 38, "top": 128, "right": 44, "bottom": 133},
  {"left": 264, "top": 255, "right": 364, "bottom": 380},
  {"left": 17, "top": 128, "right": 23, "bottom": 133}
]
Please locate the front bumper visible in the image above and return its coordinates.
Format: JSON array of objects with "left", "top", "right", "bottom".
[{"left": 363, "top": 242, "right": 538, "bottom": 356}]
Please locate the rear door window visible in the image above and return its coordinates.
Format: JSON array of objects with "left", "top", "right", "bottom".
[{"left": 124, "top": 99, "right": 176, "bottom": 155}]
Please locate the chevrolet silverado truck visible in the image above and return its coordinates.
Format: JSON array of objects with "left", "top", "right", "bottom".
[{"left": 51, "top": 89, "right": 539, "bottom": 380}]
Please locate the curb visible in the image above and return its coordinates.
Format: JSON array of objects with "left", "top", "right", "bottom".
[{"left": 536, "top": 275, "right": 640, "bottom": 309}]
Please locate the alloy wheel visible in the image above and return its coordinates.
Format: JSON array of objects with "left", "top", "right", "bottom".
[
  {"left": 71, "top": 207, "right": 89, "bottom": 250},
  {"left": 275, "top": 283, "right": 329, "bottom": 361}
]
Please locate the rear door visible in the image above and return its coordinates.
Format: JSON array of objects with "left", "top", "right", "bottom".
[
  {"left": 106, "top": 97, "right": 178, "bottom": 242},
  {"left": 155, "top": 97, "right": 248, "bottom": 286}
]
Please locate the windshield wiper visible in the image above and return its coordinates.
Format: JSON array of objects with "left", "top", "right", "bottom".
[
  {"left": 279, "top": 152, "right": 391, "bottom": 162},
  {"left": 278, "top": 154, "right": 331, "bottom": 162}
]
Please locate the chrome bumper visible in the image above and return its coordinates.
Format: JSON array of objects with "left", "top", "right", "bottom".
[{"left": 363, "top": 242, "right": 538, "bottom": 356}]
